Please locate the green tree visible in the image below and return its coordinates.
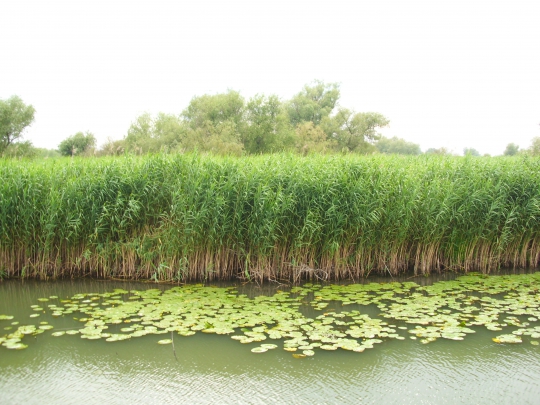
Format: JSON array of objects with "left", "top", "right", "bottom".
[
  {"left": 182, "top": 121, "right": 244, "bottom": 155},
  {"left": 375, "top": 136, "right": 421, "bottom": 155},
  {"left": 286, "top": 81, "right": 340, "bottom": 126},
  {"left": 322, "top": 109, "right": 389, "bottom": 153},
  {"left": 425, "top": 147, "right": 452, "bottom": 155},
  {"left": 125, "top": 112, "right": 153, "bottom": 152},
  {"left": 463, "top": 147, "right": 481, "bottom": 156},
  {"left": 183, "top": 90, "right": 244, "bottom": 129},
  {"left": 503, "top": 143, "right": 519, "bottom": 156},
  {"left": 2, "top": 141, "right": 37, "bottom": 158},
  {"left": 294, "top": 122, "right": 333, "bottom": 155},
  {"left": 125, "top": 113, "right": 186, "bottom": 153},
  {"left": 99, "top": 137, "right": 126, "bottom": 156},
  {"left": 181, "top": 90, "right": 245, "bottom": 155},
  {"left": 242, "top": 94, "right": 295, "bottom": 154},
  {"left": 58, "top": 131, "right": 96, "bottom": 156},
  {"left": 529, "top": 137, "right": 540, "bottom": 156},
  {"left": 0, "top": 96, "right": 35, "bottom": 154}
]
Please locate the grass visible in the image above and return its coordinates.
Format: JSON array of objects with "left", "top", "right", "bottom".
[{"left": 1, "top": 153, "right": 539, "bottom": 281}]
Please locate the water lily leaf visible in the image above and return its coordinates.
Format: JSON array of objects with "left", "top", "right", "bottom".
[
  {"left": 158, "top": 339, "right": 172, "bottom": 345},
  {"left": 18, "top": 325, "right": 36, "bottom": 335},
  {"left": 493, "top": 334, "right": 522, "bottom": 344},
  {"left": 5, "top": 342, "right": 28, "bottom": 350}
]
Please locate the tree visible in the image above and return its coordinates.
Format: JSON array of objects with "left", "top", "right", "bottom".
[
  {"left": 99, "top": 137, "right": 126, "bottom": 156},
  {"left": 182, "top": 121, "right": 244, "bottom": 156},
  {"left": 181, "top": 91, "right": 245, "bottom": 155},
  {"left": 125, "top": 112, "right": 153, "bottom": 152},
  {"left": 375, "top": 136, "right": 421, "bottom": 155},
  {"left": 286, "top": 81, "right": 340, "bottom": 127},
  {"left": 242, "top": 94, "right": 295, "bottom": 154},
  {"left": 529, "top": 137, "right": 540, "bottom": 156},
  {"left": 503, "top": 143, "right": 519, "bottom": 156},
  {"left": 2, "top": 141, "right": 37, "bottom": 158},
  {"left": 58, "top": 131, "right": 96, "bottom": 156},
  {"left": 425, "top": 147, "right": 452, "bottom": 155},
  {"left": 322, "top": 109, "right": 389, "bottom": 153},
  {"left": 183, "top": 90, "right": 244, "bottom": 129},
  {"left": 0, "top": 96, "right": 35, "bottom": 154},
  {"left": 294, "top": 122, "right": 333, "bottom": 155},
  {"left": 463, "top": 147, "right": 481, "bottom": 156},
  {"left": 125, "top": 113, "right": 186, "bottom": 153}
]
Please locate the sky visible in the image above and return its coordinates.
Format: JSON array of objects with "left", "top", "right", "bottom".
[{"left": 1, "top": 0, "right": 539, "bottom": 156}]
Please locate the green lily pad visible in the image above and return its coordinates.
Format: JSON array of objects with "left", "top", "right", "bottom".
[
  {"left": 493, "top": 334, "right": 522, "bottom": 344},
  {"left": 5, "top": 342, "right": 28, "bottom": 350}
]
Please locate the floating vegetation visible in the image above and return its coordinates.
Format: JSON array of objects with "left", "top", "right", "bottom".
[{"left": 2, "top": 273, "right": 540, "bottom": 356}]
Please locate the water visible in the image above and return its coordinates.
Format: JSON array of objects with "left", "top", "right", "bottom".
[{"left": 1, "top": 277, "right": 540, "bottom": 405}]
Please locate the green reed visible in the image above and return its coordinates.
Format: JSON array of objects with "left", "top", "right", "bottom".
[{"left": 1, "top": 154, "right": 539, "bottom": 281}]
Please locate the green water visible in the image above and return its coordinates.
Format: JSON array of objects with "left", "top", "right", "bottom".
[{"left": 1, "top": 277, "right": 540, "bottom": 405}]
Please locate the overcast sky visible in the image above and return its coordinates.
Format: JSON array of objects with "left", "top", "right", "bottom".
[{"left": 2, "top": 0, "right": 539, "bottom": 155}]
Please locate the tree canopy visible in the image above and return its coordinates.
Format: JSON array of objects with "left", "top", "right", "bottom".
[
  {"left": 0, "top": 96, "right": 35, "bottom": 154},
  {"left": 58, "top": 132, "right": 96, "bottom": 156},
  {"left": 376, "top": 136, "right": 421, "bottom": 155},
  {"left": 503, "top": 143, "right": 520, "bottom": 156},
  {"left": 464, "top": 148, "right": 481, "bottom": 157},
  {"left": 112, "top": 82, "right": 390, "bottom": 156},
  {"left": 286, "top": 81, "right": 340, "bottom": 127},
  {"left": 529, "top": 137, "right": 540, "bottom": 156}
]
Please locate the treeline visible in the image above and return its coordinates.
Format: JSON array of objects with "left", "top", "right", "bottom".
[
  {"left": 2, "top": 82, "right": 421, "bottom": 158},
  {"left": 1, "top": 154, "right": 539, "bottom": 281},
  {"left": 74, "top": 81, "right": 401, "bottom": 157},
  {"left": 2, "top": 83, "right": 539, "bottom": 158}
]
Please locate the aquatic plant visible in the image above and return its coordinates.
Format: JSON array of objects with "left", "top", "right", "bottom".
[
  {"left": 0, "top": 154, "right": 539, "bottom": 281},
  {"left": 2, "top": 273, "right": 540, "bottom": 357}
]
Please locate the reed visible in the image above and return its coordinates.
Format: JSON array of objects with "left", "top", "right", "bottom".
[{"left": 1, "top": 153, "right": 539, "bottom": 281}]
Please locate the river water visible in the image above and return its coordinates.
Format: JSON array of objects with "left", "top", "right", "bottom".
[{"left": 1, "top": 276, "right": 540, "bottom": 405}]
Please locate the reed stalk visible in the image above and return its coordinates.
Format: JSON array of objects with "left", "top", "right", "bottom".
[{"left": 1, "top": 153, "right": 539, "bottom": 281}]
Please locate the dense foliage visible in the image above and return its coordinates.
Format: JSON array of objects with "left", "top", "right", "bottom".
[
  {"left": 1, "top": 154, "right": 539, "bottom": 281},
  {"left": 0, "top": 96, "right": 35, "bottom": 155},
  {"left": 58, "top": 131, "right": 96, "bottom": 156}
]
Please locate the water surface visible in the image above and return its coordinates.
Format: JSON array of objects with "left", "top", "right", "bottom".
[{"left": 1, "top": 276, "right": 539, "bottom": 405}]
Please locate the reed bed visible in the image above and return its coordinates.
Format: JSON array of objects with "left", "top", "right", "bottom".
[{"left": 1, "top": 154, "right": 539, "bottom": 281}]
